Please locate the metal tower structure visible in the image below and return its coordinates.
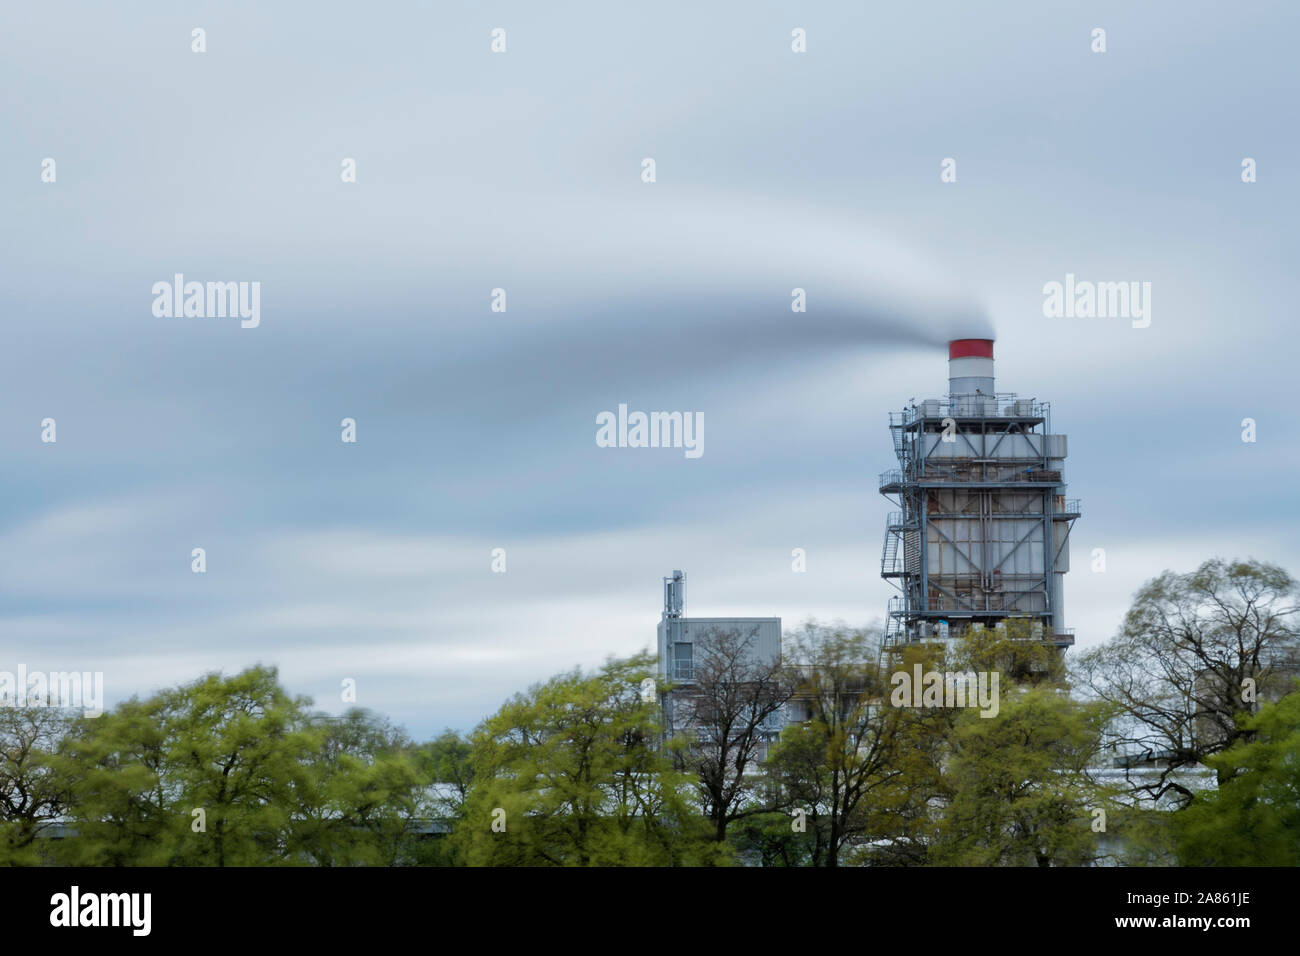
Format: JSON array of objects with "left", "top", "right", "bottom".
[
  {"left": 879, "top": 339, "right": 1079, "bottom": 655},
  {"left": 661, "top": 569, "right": 687, "bottom": 680}
]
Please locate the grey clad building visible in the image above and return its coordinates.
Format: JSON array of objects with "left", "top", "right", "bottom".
[{"left": 655, "top": 570, "right": 781, "bottom": 738}]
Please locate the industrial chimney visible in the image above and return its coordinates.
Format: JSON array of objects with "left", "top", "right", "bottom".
[
  {"left": 880, "top": 338, "right": 1079, "bottom": 655},
  {"left": 948, "top": 338, "right": 995, "bottom": 397}
]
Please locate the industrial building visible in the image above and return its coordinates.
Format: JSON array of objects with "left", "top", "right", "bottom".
[
  {"left": 654, "top": 337, "right": 1082, "bottom": 722},
  {"left": 880, "top": 339, "right": 1079, "bottom": 654},
  {"left": 655, "top": 569, "right": 782, "bottom": 739}
]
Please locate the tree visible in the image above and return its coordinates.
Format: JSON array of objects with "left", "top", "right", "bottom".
[
  {"left": 667, "top": 625, "right": 794, "bottom": 843},
  {"left": 858, "top": 619, "right": 1110, "bottom": 867},
  {"left": 1172, "top": 686, "right": 1300, "bottom": 866},
  {"left": 418, "top": 729, "right": 474, "bottom": 817},
  {"left": 728, "top": 808, "right": 814, "bottom": 867},
  {"left": 158, "top": 666, "right": 318, "bottom": 866},
  {"left": 1075, "top": 558, "right": 1299, "bottom": 803},
  {"left": 456, "top": 652, "right": 722, "bottom": 866},
  {"left": 0, "top": 707, "right": 74, "bottom": 865},
  {"left": 289, "top": 709, "right": 424, "bottom": 866},
  {"left": 951, "top": 617, "right": 1066, "bottom": 685},
  {"left": 408, "top": 729, "right": 474, "bottom": 866},
  {"left": 855, "top": 641, "right": 955, "bottom": 866},
  {"left": 766, "top": 623, "right": 902, "bottom": 866},
  {"left": 51, "top": 697, "right": 172, "bottom": 865},
  {"left": 58, "top": 666, "right": 319, "bottom": 866},
  {"left": 929, "top": 686, "right": 1118, "bottom": 867},
  {"left": 54, "top": 670, "right": 431, "bottom": 866}
]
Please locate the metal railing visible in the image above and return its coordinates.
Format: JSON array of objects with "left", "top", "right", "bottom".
[
  {"left": 881, "top": 467, "right": 1062, "bottom": 487},
  {"left": 883, "top": 597, "right": 904, "bottom": 646},
  {"left": 885, "top": 510, "right": 918, "bottom": 530},
  {"left": 890, "top": 395, "right": 1048, "bottom": 426}
]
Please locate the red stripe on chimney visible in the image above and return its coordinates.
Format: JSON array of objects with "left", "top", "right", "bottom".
[{"left": 949, "top": 339, "right": 994, "bottom": 359}]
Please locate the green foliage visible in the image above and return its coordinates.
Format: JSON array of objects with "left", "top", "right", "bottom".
[
  {"left": 4, "top": 557, "right": 1294, "bottom": 868},
  {"left": 1097, "top": 805, "right": 1177, "bottom": 867},
  {"left": 404, "top": 730, "right": 473, "bottom": 865},
  {"left": 948, "top": 617, "right": 1065, "bottom": 685},
  {"left": 289, "top": 709, "right": 424, "bottom": 866},
  {"left": 43, "top": 667, "right": 432, "bottom": 866},
  {"left": 157, "top": 667, "right": 316, "bottom": 866},
  {"left": 51, "top": 698, "right": 172, "bottom": 865},
  {"left": 456, "top": 652, "right": 724, "bottom": 866},
  {"left": 766, "top": 624, "right": 902, "bottom": 866},
  {"left": 418, "top": 730, "right": 474, "bottom": 809},
  {"left": 861, "top": 626, "right": 1112, "bottom": 866},
  {"left": 929, "top": 686, "right": 1118, "bottom": 866},
  {"left": 1172, "top": 688, "right": 1300, "bottom": 865},
  {"left": 728, "top": 810, "right": 812, "bottom": 867},
  {"left": 0, "top": 707, "right": 74, "bottom": 865}
]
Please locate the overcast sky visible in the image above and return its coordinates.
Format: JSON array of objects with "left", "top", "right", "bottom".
[{"left": 3, "top": 1, "right": 1298, "bottom": 737}]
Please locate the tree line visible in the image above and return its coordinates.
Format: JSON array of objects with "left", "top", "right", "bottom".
[{"left": 2, "top": 557, "right": 1295, "bottom": 866}]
